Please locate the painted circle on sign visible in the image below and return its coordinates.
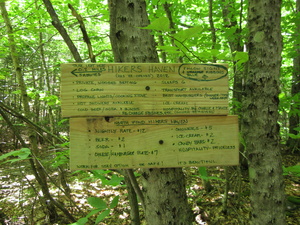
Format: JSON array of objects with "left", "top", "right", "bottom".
[{"left": 178, "top": 64, "right": 228, "bottom": 81}]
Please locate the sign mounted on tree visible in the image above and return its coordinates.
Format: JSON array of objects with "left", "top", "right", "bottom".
[
  {"left": 61, "top": 63, "right": 229, "bottom": 117},
  {"left": 69, "top": 116, "right": 239, "bottom": 170},
  {"left": 60, "top": 63, "right": 239, "bottom": 169}
]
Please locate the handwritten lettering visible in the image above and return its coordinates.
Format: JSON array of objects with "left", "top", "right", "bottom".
[
  {"left": 94, "top": 129, "right": 117, "bottom": 133},
  {"left": 95, "top": 152, "right": 109, "bottom": 157},
  {"left": 148, "top": 65, "right": 175, "bottom": 73},
  {"left": 95, "top": 138, "right": 110, "bottom": 142},
  {"left": 112, "top": 101, "right": 134, "bottom": 104},
  {"left": 107, "top": 65, "right": 142, "bottom": 73},
  {"left": 77, "top": 95, "right": 95, "bottom": 99},
  {"left": 75, "top": 81, "right": 95, "bottom": 85},
  {"left": 110, "top": 151, "right": 134, "bottom": 157},
  {"left": 162, "top": 80, "right": 178, "bottom": 84},
  {"left": 91, "top": 88, "right": 104, "bottom": 91},
  {"left": 122, "top": 111, "right": 144, "bottom": 115},
  {"left": 114, "top": 163, "right": 129, "bottom": 168},
  {"left": 178, "top": 146, "right": 211, "bottom": 152}
]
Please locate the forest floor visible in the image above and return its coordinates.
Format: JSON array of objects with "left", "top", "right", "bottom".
[{"left": 0, "top": 152, "right": 299, "bottom": 225}]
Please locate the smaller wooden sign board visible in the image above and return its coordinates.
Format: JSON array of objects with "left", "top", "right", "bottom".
[
  {"left": 70, "top": 116, "right": 239, "bottom": 170},
  {"left": 61, "top": 63, "right": 229, "bottom": 117}
]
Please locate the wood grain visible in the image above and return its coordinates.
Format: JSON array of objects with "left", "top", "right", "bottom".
[{"left": 69, "top": 115, "right": 239, "bottom": 170}]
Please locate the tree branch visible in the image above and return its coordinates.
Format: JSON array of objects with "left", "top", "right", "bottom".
[
  {"left": 42, "top": 0, "right": 82, "bottom": 62},
  {"left": 68, "top": 3, "right": 96, "bottom": 62},
  {"left": 126, "top": 169, "right": 145, "bottom": 210},
  {"left": 0, "top": 101, "right": 64, "bottom": 144}
]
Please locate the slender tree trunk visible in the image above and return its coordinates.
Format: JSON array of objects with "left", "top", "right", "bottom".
[
  {"left": 208, "top": 0, "right": 217, "bottom": 63},
  {"left": 163, "top": 3, "right": 182, "bottom": 63},
  {"left": 1, "top": 2, "right": 76, "bottom": 223},
  {"left": 0, "top": 2, "right": 59, "bottom": 222},
  {"left": 287, "top": 0, "right": 300, "bottom": 151},
  {"left": 222, "top": 0, "right": 244, "bottom": 116},
  {"left": 242, "top": 0, "right": 286, "bottom": 224},
  {"left": 108, "top": 1, "right": 193, "bottom": 224},
  {"left": 123, "top": 174, "right": 141, "bottom": 225},
  {"left": 42, "top": 0, "right": 82, "bottom": 63}
]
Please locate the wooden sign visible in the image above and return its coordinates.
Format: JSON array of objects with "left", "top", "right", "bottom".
[
  {"left": 61, "top": 63, "right": 229, "bottom": 117},
  {"left": 69, "top": 115, "right": 239, "bottom": 170}
]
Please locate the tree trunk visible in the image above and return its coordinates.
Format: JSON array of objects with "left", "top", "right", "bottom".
[
  {"left": 221, "top": 0, "right": 245, "bottom": 116},
  {"left": 242, "top": 0, "right": 286, "bottom": 224},
  {"left": 0, "top": 2, "right": 59, "bottom": 222},
  {"left": 1, "top": 2, "right": 76, "bottom": 223},
  {"left": 287, "top": 0, "right": 300, "bottom": 151},
  {"left": 108, "top": 0, "right": 193, "bottom": 224},
  {"left": 42, "top": 0, "right": 82, "bottom": 63}
]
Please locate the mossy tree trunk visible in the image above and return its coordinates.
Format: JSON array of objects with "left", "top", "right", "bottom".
[
  {"left": 242, "top": 0, "right": 286, "bottom": 224},
  {"left": 108, "top": 0, "right": 193, "bottom": 224}
]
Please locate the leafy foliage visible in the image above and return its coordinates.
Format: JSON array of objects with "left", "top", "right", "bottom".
[
  {"left": 71, "top": 196, "right": 119, "bottom": 225},
  {"left": 283, "top": 165, "right": 300, "bottom": 177},
  {"left": 0, "top": 148, "right": 31, "bottom": 164}
]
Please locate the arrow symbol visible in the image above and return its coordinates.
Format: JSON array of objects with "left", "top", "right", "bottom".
[{"left": 71, "top": 69, "right": 104, "bottom": 77}]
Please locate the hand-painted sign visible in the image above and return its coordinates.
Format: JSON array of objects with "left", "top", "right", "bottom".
[
  {"left": 61, "top": 63, "right": 229, "bottom": 117},
  {"left": 69, "top": 116, "right": 239, "bottom": 170}
]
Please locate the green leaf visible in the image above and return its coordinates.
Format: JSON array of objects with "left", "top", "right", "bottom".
[
  {"left": 87, "top": 197, "right": 107, "bottom": 209},
  {"left": 294, "top": 127, "right": 300, "bottom": 132},
  {"left": 107, "top": 174, "right": 124, "bottom": 186},
  {"left": 42, "top": 94, "right": 59, "bottom": 106},
  {"left": 288, "top": 133, "right": 300, "bottom": 139},
  {"left": 95, "top": 209, "right": 110, "bottom": 224},
  {"left": 0, "top": 148, "right": 31, "bottom": 162},
  {"left": 198, "top": 167, "right": 208, "bottom": 177},
  {"left": 86, "top": 208, "right": 102, "bottom": 218},
  {"left": 18, "top": 148, "right": 31, "bottom": 159},
  {"left": 173, "top": 26, "right": 203, "bottom": 43},
  {"left": 210, "top": 49, "right": 220, "bottom": 56},
  {"left": 234, "top": 51, "right": 249, "bottom": 66},
  {"left": 51, "top": 150, "right": 69, "bottom": 168},
  {"left": 283, "top": 165, "right": 300, "bottom": 176},
  {"left": 12, "top": 90, "right": 21, "bottom": 95},
  {"left": 140, "top": 17, "right": 171, "bottom": 32},
  {"left": 109, "top": 196, "right": 119, "bottom": 209},
  {"left": 58, "top": 118, "right": 69, "bottom": 126},
  {"left": 69, "top": 217, "right": 88, "bottom": 225},
  {"left": 157, "top": 45, "right": 180, "bottom": 54},
  {"left": 197, "top": 51, "right": 213, "bottom": 60},
  {"left": 287, "top": 196, "right": 300, "bottom": 205},
  {"left": 198, "top": 167, "right": 224, "bottom": 181},
  {"left": 0, "top": 151, "right": 19, "bottom": 161}
]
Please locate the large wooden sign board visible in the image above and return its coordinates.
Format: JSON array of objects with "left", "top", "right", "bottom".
[
  {"left": 61, "top": 63, "right": 229, "bottom": 117},
  {"left": 69, "top": 116, "right": 239, "bottom": 170},
  {"left": 61, "top": 63, "right": 239, "bottom": 169}
]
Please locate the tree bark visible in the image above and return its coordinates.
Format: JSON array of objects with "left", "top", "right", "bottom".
[
  {"left": 123, "top": 174, "right": 141, "bottom": 225},
  {"left": 208, "top": 0, "right": 217, "bottom": 63},
  {"left": 42, "top": 0, "right": 83, "bottom": 62},
  {"left": 221, "top": 0, "right": 244, "bottom": 116},
  {"left": 242, "top": 0, "right": 286, "bottom": 224},
  {"left": 68, "top": 3, "right": 96, "bottom": 63},
  {"left": 108, "top": 1, "right": 193, "bottom": 224}
]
